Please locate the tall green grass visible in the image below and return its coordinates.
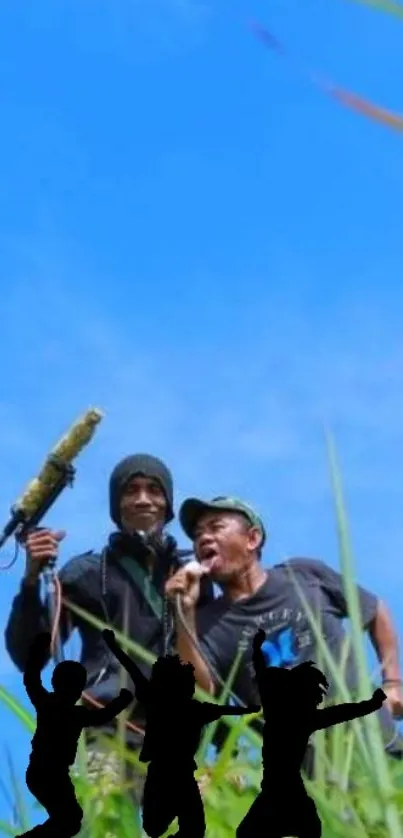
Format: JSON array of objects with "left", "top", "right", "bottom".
[{"left": 0, "top": 435, "right": 402, "bottom": 837}]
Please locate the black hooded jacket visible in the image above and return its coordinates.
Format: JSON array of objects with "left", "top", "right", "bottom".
[{"left": 4, "top": 531, "right": 215, "bottom": 749}]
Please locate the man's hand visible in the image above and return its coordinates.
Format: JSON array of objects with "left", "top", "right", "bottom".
[
  {"left": 382, "top": 684, "right": 403, "bottom": 719},
  {"left": 253, "top": 629, "right": 266, "bottom": 652},
  {"left": 371, "top": 688, "right": 387, "bottom": 709},
  {"left": 165, "top": 562, "right": 208, "bottom": 613},
  {"left": 23, "top": 528, "right": 66, "bottom": 584}
]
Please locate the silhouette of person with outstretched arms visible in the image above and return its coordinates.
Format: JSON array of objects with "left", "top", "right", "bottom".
[
  {"left": 237, "top": 628, "right": 387, "bottom": 838},
  {"left": 102, "top": 628, "right": 259, "bottom": 838},
  {"left": 19, "top": 632, "right": 133, "bottom": 838}
]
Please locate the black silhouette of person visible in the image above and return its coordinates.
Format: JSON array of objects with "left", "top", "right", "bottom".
[
  {"left": 102, "top": 628, "right": 259, "bottom": 838},
  {"left": 237, "top": 628, "right": 387, "bottom": 838},
  {"left": 19, "top": 632, "right": 133, "bottom": 838}
]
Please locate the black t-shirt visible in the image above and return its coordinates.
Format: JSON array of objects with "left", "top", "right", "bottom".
[
  {"left": 196, "top": 558, "right": 378, "bottom": 706},
  {"left": 30, "top": 695, "right": 86, "bottom": 767},
  {"left": 140, "top": 698, "right": 231, "bottom": 769}
]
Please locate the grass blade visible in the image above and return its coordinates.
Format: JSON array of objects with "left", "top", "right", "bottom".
[
  {"left": 198, "top": 641, "right": 245, "bottom": 762},
  {"left": 326, "top": 429, "right": 402, "bottom": 838},
  {"left": 0, "top": 819, "right": 19, "bottom": 837},
  {"left": 4, "top": 747, "right": 30, "bottom": 834},
  {"left": 0, "top": 687, "right": 35, "bottom": 734},
  {"left": 287, "top": 567, "right": 371, "bottom": 765}
]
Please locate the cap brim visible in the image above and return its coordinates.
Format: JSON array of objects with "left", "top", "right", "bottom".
[{"left": 179, "top": 498, "right": 217, "bottom": 540}]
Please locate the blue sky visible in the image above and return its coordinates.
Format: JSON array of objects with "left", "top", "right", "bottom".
[{"left": 0, "top": 0, "right": 403, "bottom": 827}]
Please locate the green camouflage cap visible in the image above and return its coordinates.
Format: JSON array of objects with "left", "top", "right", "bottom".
[{"left": 179, "top": 495, "right": 266, "bottom": 546}]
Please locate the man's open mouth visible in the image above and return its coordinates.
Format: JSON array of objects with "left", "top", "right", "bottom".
[{"left": 200, "top": 547, "right": 220, "bottom": 572}]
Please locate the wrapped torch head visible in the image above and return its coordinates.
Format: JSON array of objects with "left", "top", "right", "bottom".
[{"left": 13, "top": 408, "right": 104, "bottom": 520}]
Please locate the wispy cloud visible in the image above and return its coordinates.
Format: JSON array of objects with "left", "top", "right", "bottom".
[{"left": 1, "top": 260, "right": 403, "bottom": 563}]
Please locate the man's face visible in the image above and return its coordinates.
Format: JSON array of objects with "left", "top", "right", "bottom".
[
  {"left": 193, "top": 511, "right": 261, "bottom": 583},
  {"left": 119, "top": 475, "right": 167, "bottom": 534}
]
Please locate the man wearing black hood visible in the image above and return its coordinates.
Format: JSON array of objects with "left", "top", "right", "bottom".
[{"left": 5, "top": 454, "right": 214, "bottom": 808}]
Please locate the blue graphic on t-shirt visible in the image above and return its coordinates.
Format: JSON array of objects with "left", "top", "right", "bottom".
[{"left": 261, "top": 627, "right": 298, "bottom": 667}]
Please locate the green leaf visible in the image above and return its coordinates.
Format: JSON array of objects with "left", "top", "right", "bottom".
[
  {"left": 198, "top": 641, "right": 245, "bottom": 762},
  {"left": 0, "top": 819, "right": 19, "bottom": 837},
  {"left": 5, "top": 748, "right": 31, "bottom": 833},
  {"left": 0, "top": 687, "right": 35, "bottom": 734}
]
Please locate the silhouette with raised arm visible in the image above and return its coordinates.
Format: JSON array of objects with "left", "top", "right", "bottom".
[
  {"left": 19, "top": 632, "right": 133, "bottom": 838},
  {"left": 237, "top": 628, "right": 387, "bottom": 838},
  {"left": 102, "top": 628, "right": 259, "bottom": 838}
]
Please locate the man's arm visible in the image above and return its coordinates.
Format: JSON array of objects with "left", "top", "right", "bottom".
[
  {"left": 4, "top": 538, "right": 82, "bottom": 672},
  {"left": 295, "top": 560, "right": 403, "bottom": 716},
  {"left": 5, "top": 580, "right": 53, "bottom": 672},
  {"left": 165, "top": 566, "right": 216, "bottom": 695},
  {"left": 23, "top": 633, "right": 51, "bottom": 708},
  {"left": 175, "top": 609, "right": 215, "bottom": 695},
  {"left": 367, "top": 600, "right": 402, "bottom": 684},
  {"left": 313, "top": 689, "right": 386, "bottom": 731},
  {"left": 81, "top": 688, "right": 134, "bottom": 728},
  {"left": 102, "top": 630, "right": 150, "bottom": 704}
]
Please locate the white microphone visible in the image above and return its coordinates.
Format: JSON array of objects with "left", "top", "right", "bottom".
[
  {"left": 182, "top": 559, "right": 205, "bottom": 574},
  {"left": 174, "top": 558, "right": 211, "bottom": 613},
  {"left": 179, "top": 558, "right": 213, "bottom": 579}
]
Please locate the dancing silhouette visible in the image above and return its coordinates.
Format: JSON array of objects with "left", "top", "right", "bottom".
[
  {"left": 20, "top": 632, "right": 133, "bottom": 838},
  {"left": 237, "top": 628, "right": 387, "bottom": 838},
  {"left": 102, "top": 629, "right": 259, "bottom": 838}
]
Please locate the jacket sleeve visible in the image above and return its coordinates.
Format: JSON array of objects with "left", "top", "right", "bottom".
[{"left": 4, "top": 556, "right": 83, "bottom": 672}]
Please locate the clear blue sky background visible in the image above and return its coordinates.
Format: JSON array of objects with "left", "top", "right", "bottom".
[{"left": 0, "top": 0, "right": 403, "bottom": 828}]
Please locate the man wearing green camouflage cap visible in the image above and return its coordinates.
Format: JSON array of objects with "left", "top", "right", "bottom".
[
  {"left": 166, "top": 493, "right": 403, "bottom": 775},
  {"left": 180, "top": 496, "right": 267, "bottom": 551},
  {"left": 165, "top": 495, "right": 269, "bottom": 697}
]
